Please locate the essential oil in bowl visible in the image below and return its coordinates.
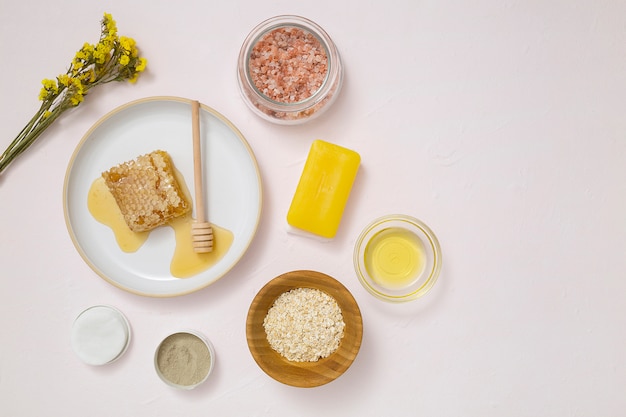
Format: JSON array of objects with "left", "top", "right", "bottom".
[{"left": 364, "top": 228, "right": 426, "bottom": 289}]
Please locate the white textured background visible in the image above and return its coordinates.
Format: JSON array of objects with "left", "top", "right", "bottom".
[{"left": 1, "top": 1, "right": 625, "bottom": 416}]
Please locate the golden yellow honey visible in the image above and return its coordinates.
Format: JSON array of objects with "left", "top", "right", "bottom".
[
  {"left": 88, "top": 177, "right": 150, "bottom": 252},
  {"left": 87, "top": 176, "right": 233, "bottom": 278},
  {"left": 363, "top": 227, "right": 426, "bottom": 289},
  {"left": 168, "top": 215, "right": 233, "bottom": 278},
  {"left": 287, "top": 140, "right": 360, "bottom": 239}
]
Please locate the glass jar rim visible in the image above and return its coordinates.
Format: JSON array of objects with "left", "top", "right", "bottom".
[{"left": 238, "top": 15, "right": 341, "bottom": 112}]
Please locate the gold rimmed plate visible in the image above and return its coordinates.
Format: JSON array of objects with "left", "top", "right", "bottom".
[
  {"left": 246, "top": 270, "right": 363, "bottom": 387},
  {"left": 63, "top": 96, "right": 262, "bottom": 297}
]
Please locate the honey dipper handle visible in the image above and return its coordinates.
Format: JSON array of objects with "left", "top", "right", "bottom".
[
  {"left": 191, "top": 100, "right": 214, "bottom": 253},
  {"left": 192, "top": 100, "right": 205, "bottom": 223}
]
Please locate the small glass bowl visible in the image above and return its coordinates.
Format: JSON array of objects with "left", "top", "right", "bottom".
[
  {"left": 154, "top": 330, "right": 215, "bottom": 390},
  {"left": 237, "top": 15, "right": 343, "bottom": 125},
  {"left": 354, "top": 215, "right": 442, "bottom": 303}
]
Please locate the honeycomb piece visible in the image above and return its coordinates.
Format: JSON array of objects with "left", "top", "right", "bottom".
[{"left": 102, "top": 150, "right": 190, "bottom": 232}]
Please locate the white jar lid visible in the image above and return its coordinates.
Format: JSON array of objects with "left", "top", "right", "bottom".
[{"left": 71, "top": 305, "right": 131, "bottom": 365}]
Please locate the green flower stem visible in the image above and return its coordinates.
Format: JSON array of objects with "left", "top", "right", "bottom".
[{"left": 0, "top": 98, "right": 64, "bottom": 174}]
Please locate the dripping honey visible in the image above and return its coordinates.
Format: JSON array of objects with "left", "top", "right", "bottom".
[{"left": 87, "top": 176, "right": 233, "bottom": 278}]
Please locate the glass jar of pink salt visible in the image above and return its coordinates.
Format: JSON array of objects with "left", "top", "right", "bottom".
[{"left": 237, "top": 15, "right": 343, "bottom": 125}]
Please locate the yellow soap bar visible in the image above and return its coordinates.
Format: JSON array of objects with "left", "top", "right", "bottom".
[{"left": 287, "top": 140, "right": 360, "bottom": 239}]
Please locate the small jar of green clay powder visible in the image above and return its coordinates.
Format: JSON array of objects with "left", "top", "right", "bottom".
[{"left": 154, "top": 331, "right": 215, "bottom": 389}]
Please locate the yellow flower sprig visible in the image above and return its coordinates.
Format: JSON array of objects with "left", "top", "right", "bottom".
[{"left": 0, "top": 13, "right": 147, "bottom": 174}]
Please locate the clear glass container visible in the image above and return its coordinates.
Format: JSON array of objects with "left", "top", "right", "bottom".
[
  {"left": 237, "top": 15, "right": 344, "bottom": 125},
  {"left": 354, "top": 215, "right": 442, "bottom": 303}
]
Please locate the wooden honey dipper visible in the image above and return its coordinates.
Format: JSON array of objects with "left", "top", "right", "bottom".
[{"left": 191, "top": 100, "right": 214, "bottom": 253}]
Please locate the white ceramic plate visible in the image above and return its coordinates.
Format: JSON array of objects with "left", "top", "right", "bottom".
[{"left": 63, "top": 97, "right": 262, "bottom": 297}]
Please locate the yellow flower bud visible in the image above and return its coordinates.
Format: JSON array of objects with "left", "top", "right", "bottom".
[
  {"left": 135, "top": 57, "right": 147, "bottom": 72},
  {"left": 70, "top": 94, "right": 84, "bottom": 106}
]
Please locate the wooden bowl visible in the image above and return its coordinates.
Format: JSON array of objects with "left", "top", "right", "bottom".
[{"left": 246, "top": 270, "right": 363, "bottom": 387}]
